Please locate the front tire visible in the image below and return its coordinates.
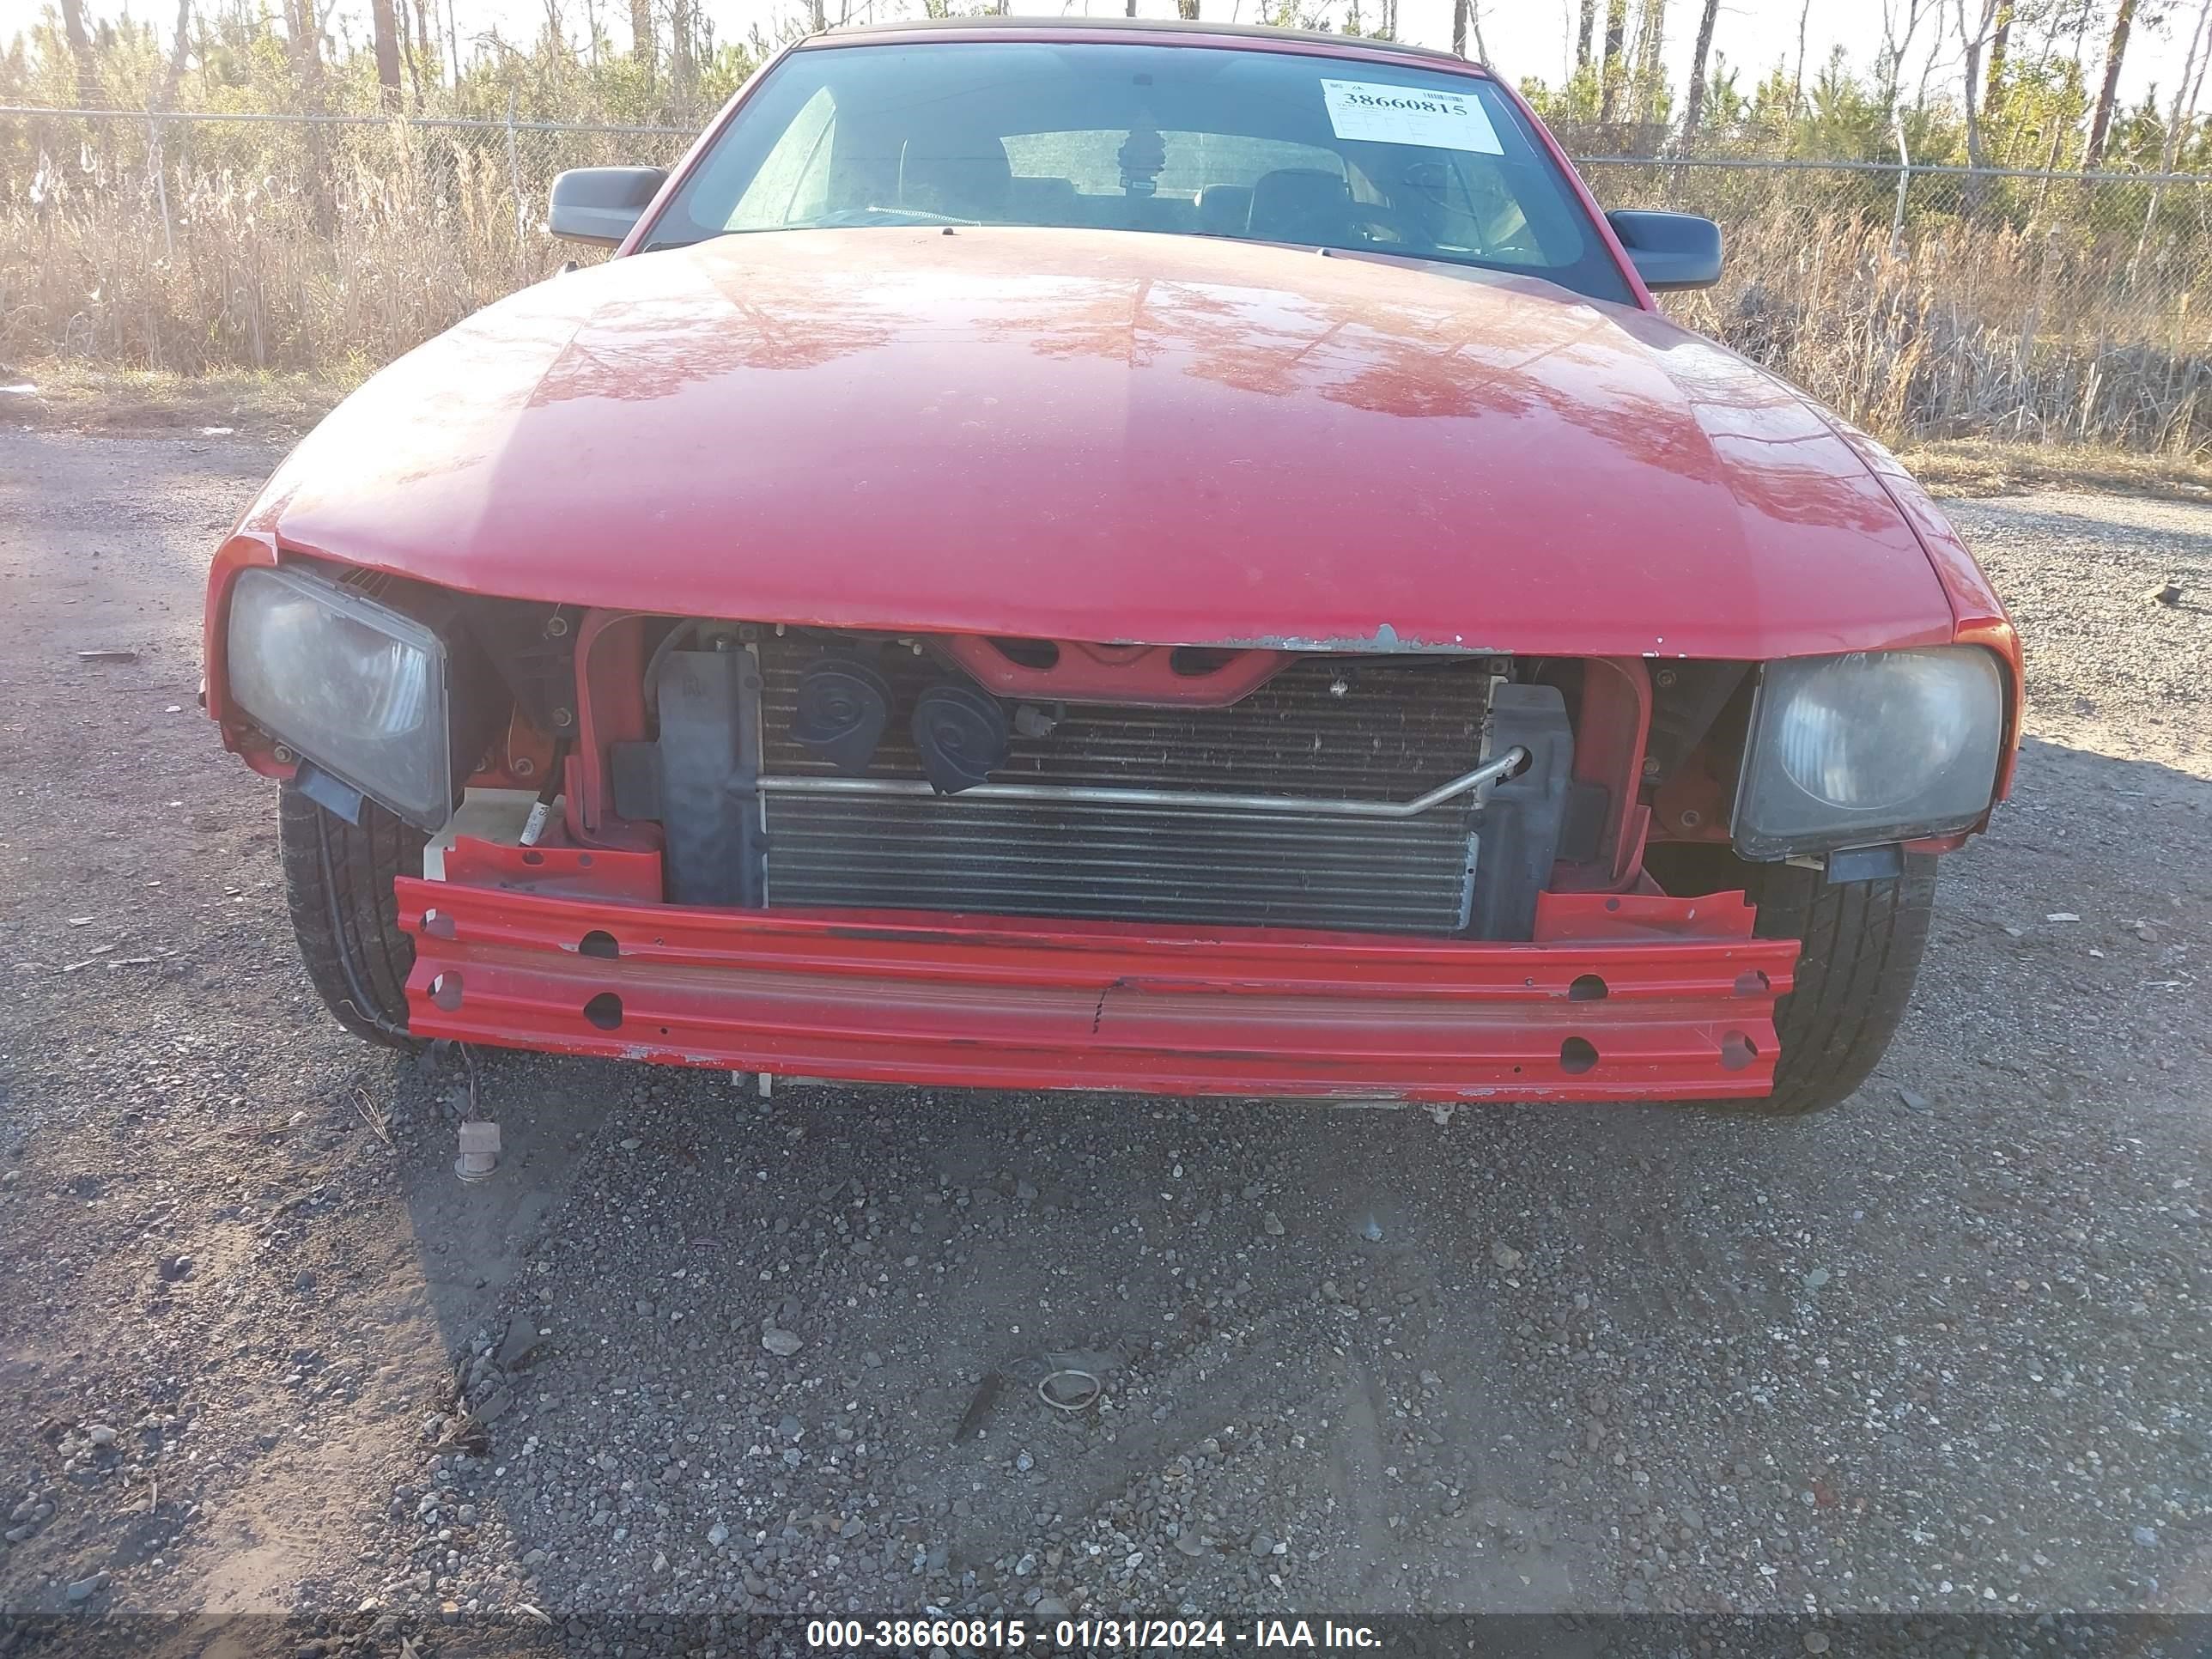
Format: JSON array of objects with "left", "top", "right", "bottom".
[
  {"left": 1747, "top": 854, "right": 1938, "bottom": 1114},
  {"left": 1648, "top": 846, "right": 1939, "bottom": 1115},
  {"left": 277, "top": 786, "right": 427, "bottom": 1046}
]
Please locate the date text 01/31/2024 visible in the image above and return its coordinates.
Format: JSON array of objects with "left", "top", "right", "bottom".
[{"left": 804, "top": 1617, "right": 1383, "bottom": 1649}]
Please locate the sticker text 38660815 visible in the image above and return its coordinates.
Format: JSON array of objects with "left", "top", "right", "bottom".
[{"left": 1320, "top": 79, "right": 1504, "bottom": 154}]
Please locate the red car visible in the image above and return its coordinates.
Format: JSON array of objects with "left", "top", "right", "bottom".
[{"left": 204, "top": 18, "right": 2020, "bottom": 1115}]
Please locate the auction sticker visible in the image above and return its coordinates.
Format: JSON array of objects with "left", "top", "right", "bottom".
[{"left": 1321, "top": 78, "right": 1504, "bottom": 153}]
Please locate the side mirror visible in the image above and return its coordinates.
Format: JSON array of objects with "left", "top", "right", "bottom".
[
  {"left": 1606, "top": 209, "right": 1723, "bottom": 292},
  {"left": 547, "top": 167, "right": 670, "bottom": 247}
]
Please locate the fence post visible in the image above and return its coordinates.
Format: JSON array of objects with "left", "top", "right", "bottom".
[
  {"left": 505, "top": 85, "right": 526, "bottom": 269},
  {"left": 147, "top": 109, "right": 174, "bottom": 262}
]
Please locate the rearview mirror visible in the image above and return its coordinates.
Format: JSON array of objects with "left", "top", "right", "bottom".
[
  {"left": 1606, "top": 210, "right": 1723, "bottom": 292},
  {"left": 548, "top": 167, "right": 669, "bottom": 247}
]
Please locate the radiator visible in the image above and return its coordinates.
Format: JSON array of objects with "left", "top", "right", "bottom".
[{"left": 756, "top": 647, "right": 1491, "bottom": 936}]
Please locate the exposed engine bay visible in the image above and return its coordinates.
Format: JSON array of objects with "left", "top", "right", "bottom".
[
  {"left": 218, "top": 565, "right": 1766, "bottom": 946},
  {"left": 599, "top": 625, "right": 1600, "bottom": 942},
  {"left": 212, "top": 574, "right": 1865, "bottom": 1100}
]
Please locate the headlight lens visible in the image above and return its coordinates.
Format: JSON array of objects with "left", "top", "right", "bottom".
[
  {"left": 1734, "top": 647, "right": 2004, "bottom": 860},
  {"left": 226, "top": 567, "right": 458, "bottom": 830}
]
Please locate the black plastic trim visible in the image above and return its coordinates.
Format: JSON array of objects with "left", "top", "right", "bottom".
[{"left": 1471, "top": 683, "right": 1575, "bottom": 941}]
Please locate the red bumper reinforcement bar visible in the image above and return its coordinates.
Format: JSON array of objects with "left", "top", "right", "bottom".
[{"left": 396, "top": 855, "right": 1798, "bottom": 1103}]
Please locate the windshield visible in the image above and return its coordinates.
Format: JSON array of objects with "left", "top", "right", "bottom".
[{"left": 638, "top": 39, "right": 1632, "bottom": 304}]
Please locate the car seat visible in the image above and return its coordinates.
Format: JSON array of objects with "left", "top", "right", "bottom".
[
  {"left": 898, "top": 132, "right": 1014, "bottom": 221},
  {"left": 1195, "top": 184, "right": 1254, "bottom": 235},
  {"left": 1246, "top": 167, "right": 1356, "bottom": 246}
]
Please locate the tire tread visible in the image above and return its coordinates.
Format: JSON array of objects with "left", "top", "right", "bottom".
[
  {"left": 1738, "top": 854, "right": 1938, "bottom": 1115},
  {"left": 277, "top": 787, "right": 426, "bottom": 1047}
]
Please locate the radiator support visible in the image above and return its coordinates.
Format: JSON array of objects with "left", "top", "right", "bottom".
[{"left": 740, "top": 644, "right": 1547, "bottom": 938}]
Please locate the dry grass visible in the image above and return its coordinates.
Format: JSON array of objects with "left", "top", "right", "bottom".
[
  {"left": 6, "top": 359, "right": 353, "bottom": 435},
  {"left": 0, "top": 128, "right": 587, "bottom": 375},
  {"left": 1668, "top": 212, "right": 2212, "bottom": 458},
  {"left": 1897, "top": 436, "right": 2212, "bottom": 500}
]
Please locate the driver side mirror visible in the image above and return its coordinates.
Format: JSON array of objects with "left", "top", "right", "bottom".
[
  {"left": 1606, "top": 210, "right": 1723, "bottom": 292},
  {"left": 548, "top": 166, "right": 670, "bottom": 247}
]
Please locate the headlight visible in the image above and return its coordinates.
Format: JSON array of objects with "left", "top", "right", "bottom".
[
  {"left": 226, "top": 567, "right": 466, "bottom": 830},
  {"left": 1734, "top": 647, "right": 2004, "bottom": 860}
]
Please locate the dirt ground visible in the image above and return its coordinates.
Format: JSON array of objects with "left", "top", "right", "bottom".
[{"left": 1, "top": 427, "right": 2209, "bottom": 1654}]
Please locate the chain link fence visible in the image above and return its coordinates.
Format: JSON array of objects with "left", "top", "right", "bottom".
[
  {"left": 4, "top": 102, "right": 2212, "bottom": 452},
  {"left": 1580, "top": 155, "right": 2212, "bottom": 453}
]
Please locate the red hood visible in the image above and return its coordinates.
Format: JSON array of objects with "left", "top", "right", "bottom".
[{"left": 248, "top": 227, "right": 1953, "bottom": 657}]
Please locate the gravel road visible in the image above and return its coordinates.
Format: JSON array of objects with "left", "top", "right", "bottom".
[{"left": 1, "top": 428, "right": 2208, "bottom": 1653}]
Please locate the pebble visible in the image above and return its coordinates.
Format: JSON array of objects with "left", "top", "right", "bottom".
[
  {"left": 1261, "top": 1212, "right": 1285, "bottom": 1237},
  {"left": 494, "top": 1311, "right": 543, "bottom": 1370},
  {"left": 761, "top": 1328, "right": 804, "bottom": 1358},
  {"left": 1804, "top": 1635, "right": 1830, "bottom": 1655},
  {"left": 1492, "top": 1243, "right": 1523, "bottom": 1270},
  {"left": 708, "top": 1521, "right": 729, "bottom": 1547},
  {"left": 65, "top": 1571, "right": 109, "bottom": 1602},
  {"left": 2133, "top": 1525, "right": 2160, "bottom": 1547}
]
